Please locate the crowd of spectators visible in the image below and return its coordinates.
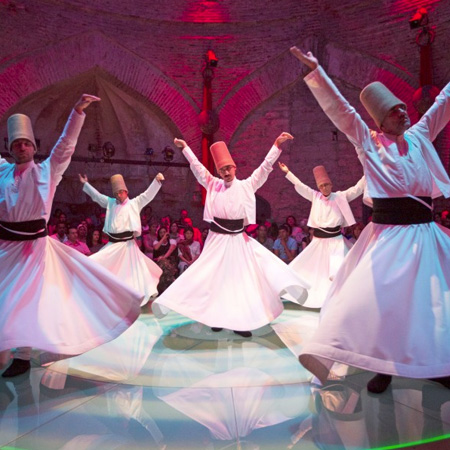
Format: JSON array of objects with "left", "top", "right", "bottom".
[{"left": 47, "top": 204, "right": 450, "bottom": 293}]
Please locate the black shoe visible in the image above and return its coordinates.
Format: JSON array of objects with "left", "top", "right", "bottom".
[
  {"left": 2, "top": 359, "right": 31, "bottom": 378},
  {"left": 233, "top": 330, "right": 252, "bottom": 338},
  {"left": 367, "top": 373, "right": 392, "bottom": 394},
  {"left": 211, "top": 327, "right": 223, "bottom": 332}
]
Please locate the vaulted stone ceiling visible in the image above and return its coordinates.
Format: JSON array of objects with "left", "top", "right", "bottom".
[{"left": 1, "top": 0, "right": 449, "bottom": 168}]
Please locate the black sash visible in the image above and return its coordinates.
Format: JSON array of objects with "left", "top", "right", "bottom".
[
  {"left": 313, "top": 226, "right": 342, "bottom": 238},
  {"left": 210, "top": 217, "right": 244, "bottom": 235},
  {"left": 372, "top": 197, "right": 432, "bottom": 225},
  {"left": 0, "top": 219, "right": 48, "bottom": 241},
  {"left": 106, "top": 230, "right": 134, "bottom": 243}
]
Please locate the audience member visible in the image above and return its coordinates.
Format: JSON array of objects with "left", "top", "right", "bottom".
[
  {"left": 178, "top": 226, "right": 201, "bottom": 274},
  {"left": 255, "top": 224, "right": 274, "bottom": 251},
  {"left": 65, "top": 226, "right": 91, "bottom": 255},
  {"left": 87, "top": 228, "right": 105, "bottom": 254},
  {"left": 50, "top": 222, "right": 68, "bottom": 243},
  {"left": 273, "top": 224, "right": 297, "bottom": 263}
]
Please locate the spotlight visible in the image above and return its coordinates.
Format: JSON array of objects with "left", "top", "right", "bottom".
[
  {"left": 409, "top": 7, "right": 428, "bottom": 29},
  {"left": 162, "top": 146, "right": 174, "bottom": 162},
  {"left": 206, "top": 49, "right": 218, "bottom": 67},
  {"left": 145, "top": 147, "right": 154, "bottom": 156}
]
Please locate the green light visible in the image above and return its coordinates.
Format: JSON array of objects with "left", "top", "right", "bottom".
[{"left": 371, "top": 433, "right": 450, "bottom": 450}]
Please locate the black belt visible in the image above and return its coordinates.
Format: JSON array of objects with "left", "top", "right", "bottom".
[
  {"left": 106, "top": 230, "right": 134, "bottom": 243},
  {"left": 210, "top": 217, "right": 244, "bottom": 235},
  {"left": 372, "top": 197, "right": 432, "bottom": 225},
  {"left": 313, "top": 226, "right": 342, "bottom": 238},
  {"left": 0, "top": 219, "right": 48, "bottom": 241}
]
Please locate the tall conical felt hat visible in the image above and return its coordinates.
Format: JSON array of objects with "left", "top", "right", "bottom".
[
  {"left": 210, "top": 141, "right": 236, "bottom": 171},
  {"left": 313, "top": 165, "right": 331, "bottom": 186},
  {"left": 110, "top": 174, "right": 128, "bottom": 194},
  {"left": 7, "top": 114, "right": 37, "bottom": 152},
  {"left": 360, "top": 82, "right": 406, "bottom": 129}
]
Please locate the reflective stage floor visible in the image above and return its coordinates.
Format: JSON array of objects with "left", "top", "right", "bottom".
[{"left": 1, "top": 306, "right": 450, "bottom": 450}]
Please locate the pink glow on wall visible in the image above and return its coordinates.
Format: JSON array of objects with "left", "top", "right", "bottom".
[
  {"left": 180, "top": 1, "right": 230, "bottom": 23},
  {"left": 389, "top": 0, "right": 440, "bottom": 15}
]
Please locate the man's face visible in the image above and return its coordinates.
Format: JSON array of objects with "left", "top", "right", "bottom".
[
  {"left": 318, "top": 182, "right": 332, "bottom": 197},
  {"left": 115, "top": 189, "right": 128, "bottom": 204},
  {"left": 279, "top": 229, "right": 288, "bottom": 240},
  {"left": 181, "top": 209, "right": 188, "bottom": 219},
  {"left": 68, "top": 228, "right": 78, "bottom": 243},
  {"left": 56, "top": 223, "right": 66, "bottom": 237},
  {"left": 10, "top": 139, "right": 35, "bottom": 164},
  {"left": 218, "top": 165, "right": 236, "bottom": 182},
  {"left": 257, "top": 226, "right": 267, "bottom": 239},
  {"left": 381, "top": 105, "right": 411, "bottom": 136}
]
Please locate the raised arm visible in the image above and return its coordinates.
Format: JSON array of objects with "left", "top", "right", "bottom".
[
  {"left": 49, "top": 94, "right": 100, "bottom": 182},
  {"left": 413, "top": 82, "right": 450, "bottom": 142},
  {"left": 249, "top": 132, "right": 293, "bottom": 191},
  {"left": 341, "top": 175, "right": 366, "bottom": 202},
  {"left": 290, "top": 47, "right": 370, "bottom": 162},
  {"left": 134, "top": 173, "right": 164, "bottom": 211},
  {"left": 79, "top": 174, "right": 109, "bottom": 209},
  {"left": 174, "top": 138, "right": 216, "bottom": 188},
  {"left": 279, "top": 162, "right": 315, "bottom": 202}
]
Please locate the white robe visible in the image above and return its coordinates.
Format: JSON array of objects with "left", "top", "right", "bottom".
[
  {"left": 152, "top": 145, "right": 310, "bottom": 331},
  {"left": 299, "top": 66, "right": 450, "bottom": 381},
  {"left": 0, "top": 110, "right": 143, "bottom": 356},
  {"left": 285, "top": 172, "right": 365, "bottom": 308},
  {"left": 83, "top": 180, "right": 163, "bottom": 305}
]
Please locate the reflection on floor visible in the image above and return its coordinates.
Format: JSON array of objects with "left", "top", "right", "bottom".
[{"left": 1, "top": 306, "right": 450, "bottom": 450}]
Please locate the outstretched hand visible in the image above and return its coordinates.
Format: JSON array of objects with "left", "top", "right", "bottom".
[
  {"left": 275, "top": 132, "right": 294, "bottom": 148},
  {"left": 156, "top": 173, "right": 165, "bottom": 182},
  {"left": 290, "top": 47, "right": 318, "bottom": 70},
  {"left": 174, "top": 138, "right": 187, "bottom": 149},
  {"left": 278, "top": 162, "right": 290, "bottom": 174},
  {"left": 78, "top": 173, "right": 88, "bottom": 184},
  {"left": 74, "top": 94, "right": 101, "bottom": 114}
]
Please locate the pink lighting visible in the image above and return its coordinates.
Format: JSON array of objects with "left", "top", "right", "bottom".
[{"left": 180, "top": 1, "right": 230, "bottom": 23}]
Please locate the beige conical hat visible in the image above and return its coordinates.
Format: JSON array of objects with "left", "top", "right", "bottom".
[
  {"left": 360, "top": 82, "right": 406, "bottom": 129},
  {"left": 110, "top": 174, "right": 128, "bottom": 194},
  {"left": 313, "top": 165, "right": 331, "bottom": 186},
  {"left": 210, "top": 141, "right": 236, "bottom": 171},
  {"left": 7, "top": 114, "right": 37, "bottom": 152}
]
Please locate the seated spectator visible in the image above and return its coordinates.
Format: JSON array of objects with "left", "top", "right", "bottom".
[
  {"left": 178, "top": 226, "right": 201, "bottom": 274},
  {"left": 301, "top": 227, "right": 314, "bottom": 250},
  {"left": 65, "top": 226, "right": 91, "bottom": 255},
  {"left": 267, "top": 222, "right": 279, "bottom": 241},
  {"left": 87, "top": 228, "right": 105, "bottom": 254},
  {"left": 169, "top": 222, "right": 183, "bottom": 243},
  {"left": 178, "top": 209, "right": 189, "bottom": 229},
  {"left": 255, "top": 224, "right": 274, "bottom": 251},
  {"left": 201, "top": 226, "right": 210, "bottom": 249},
  {"left": 142, "top": 221, "right": 159, "bottom": 258},
  {"left": 48, "top": 208, "right": 63, "bottom": 235},
  {"left": 273, "top": 224, "right": 297, "bottom": 263},
  {"left": 153, "top": 226, "right": 178, "bottom": 267},
  {"left": 245, "top": 224, "right": 259, "bottom": 238},
  {"left": 161, "top": 215, "right": 172, "bottom": 231},
  {"left": 286, "top": 215, "right": 303, "bottom": 243},
  {"left": 77, "top": 223, "right": 88, "bottom": 244},
  {"left": 183, "top": 217, "right": 202, "bottom": 242},
  {"left": 50, "top": 222, "right": 68, "bottom": 243}
]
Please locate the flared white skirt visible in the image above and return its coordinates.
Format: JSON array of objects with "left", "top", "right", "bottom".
[
  {"left": 0, "top": 236, "right": 143, "bottom": 355},
  {"left": 152, "top": 231, "right": 309, "bottom": 331},
  {"left": 90, "top": 240, "right": 162, "bottom": 306},
  {"left": 287, "top": 235, "right": 352, "bottom": 308},
  {"left": 300, "top": 222, "right": 450, "bottom": 381}
]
